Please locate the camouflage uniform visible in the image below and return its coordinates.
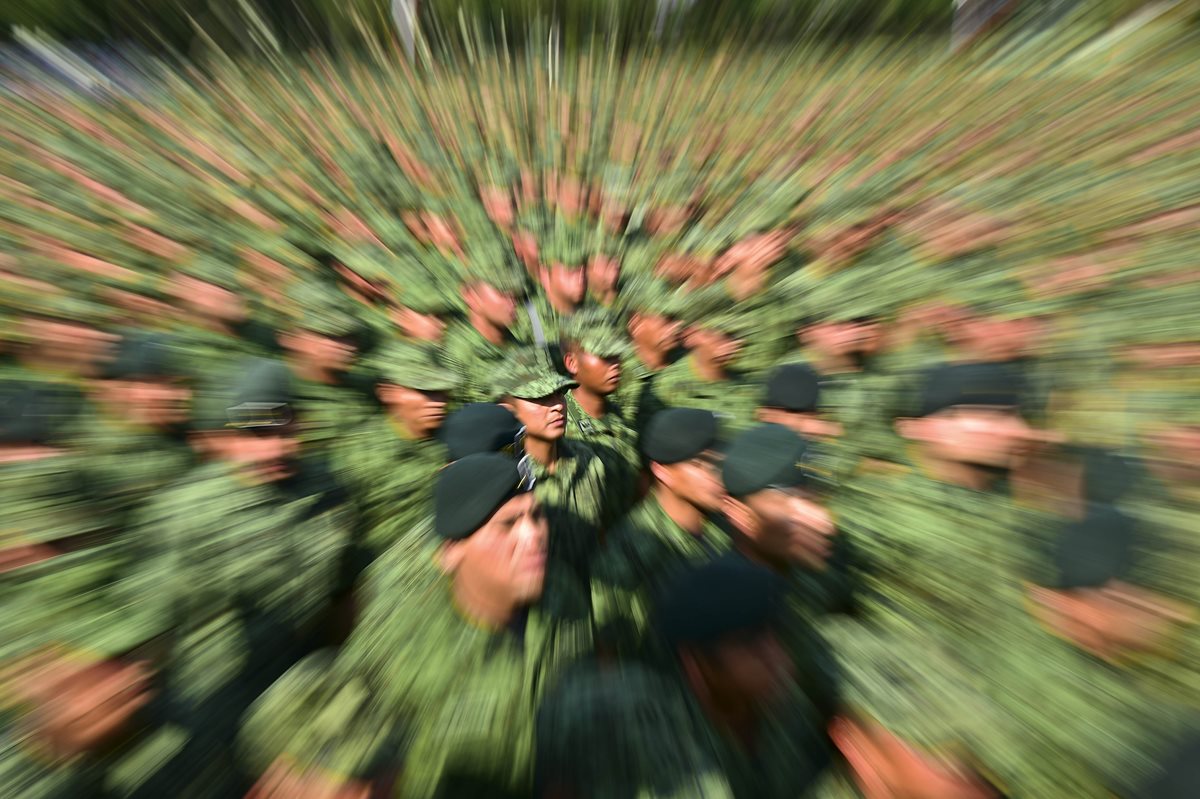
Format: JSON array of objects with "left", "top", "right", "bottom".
[
  {"left": 650, "top": 354, "right": 760, "bottom": 433},
  {"left": 441, "top": 319, "right": 521, "bottom": 405}
]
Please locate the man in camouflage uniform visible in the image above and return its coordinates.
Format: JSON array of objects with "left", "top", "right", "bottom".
[
  {"left": 591, "top": 408, "right": 731, "bottom": 656},
  {"left": 92, "top": 358, "right": 354, "bottom": 798},
  {"left": 651, "top": 308, "right": 760, "bottom": 433},
  {"left": 825, "top": 362, "right": 1175, "bottom": 798},
  {"left": 442, "top": 270, "right": 527, "bottom": 404},
  {"left": 514, "top": 229, "right": 589, "bottom": 351},
  {"left": 493, "top": 348, "right": 621, "bottom": 585},
  {"left": 79, "top": 331, "right": 196, "bottom": 533},
  {"left": 240, "top": 453, "right": 593, "bottom": 798},
  {"left": 615, "top": 277, "right": 686, "bottom": 433},
  {"left": 560, "top": 310, "right": 639, "bottom": 503},
  {"left": 277, "top": 280, "right": 376, "bottom": 452},
  {"left": 332, "top": 343, "right": 459, "bottom": 569},
  {"left": 651, "top": 556, "right": 835, "bottom": 798}
]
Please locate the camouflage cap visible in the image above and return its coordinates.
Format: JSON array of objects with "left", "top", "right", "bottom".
[
  {"left": 618, "top": 276, "right": 690, "bottom": 318},
  {"left": 369, "top": 343, "right": 461, "bottom": 392},
  {"left": 174, "top": 253, "right": 242, "bottom": 293},
  {"left": 462, "top": 239, "right": 527, "bottom": 296},
  {"left": 396, "top": 265, "right": 462, "bottom": 315},
  {"left": 562, "top": 310, "right": 630, "bottom": 359},
  {"left": 286, "top": 281, "right": 361, "bottom": 337},
  {"left": 491, "top": 347, "right": 577, "bottom": 400}
]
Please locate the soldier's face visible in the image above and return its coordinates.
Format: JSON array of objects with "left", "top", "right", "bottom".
[
  {"left": 691, "top": 329, "right": 742, "bottom": 367},
  {"left": 20, "top": 317, "right": 116, "bottom": 376},
  {"left": 393, "top": 307, "right": 446, "bottom": 343},
  {"left": 168, "top": 275, "right": 247, "bottom": 324},
  {"left": 508, "top": 393, "right": 568, "bottom": 441},
  {"left": 746, "top": 487, "right": 837, "bottom": 571},
  {"left": 480, "top": 185, "right": 515, "bottom": 228},
  {"left": 544, "top": 265, "right": 587, "bottom": 308},
  {"left": 911, "top": 406, "right": 1033, "bottom": 468},
  {"left": 566, "top": 351, "right": 621, "bottom": 396},
  {"left": 380, "top": 384, "right": 449, "bottom": 437},
  {"left": 1027, "top": 582, "right": 1189, "bottom": 661},
  {"left": 695, "top": 630, "right": 794, "bottom": 708},
  {"left": 586, "top": 254, "right": 620, "bottom": 296},
  {"left": 222, "top": 429, "right": 300, "bottom": 483},
  {"left": 113, "top": 379, "right": 191, "bottom": 429},
  {"left": 460, "top": 492, "right": 549, "bottom": 605},
  {"left": 629, "top": 314, "right": 682, "bottom": 357},
  {"left": 804, "top": 321, "right": 877, "bottom": 358},
  {"left": 1147, "top": 423, "right": 1200, "bottom": 474},
  {"left": 283, "top": 329, "right": 356, "bottom": 374},
  {"left": 467, "top": 283, "right": 518, "bottom": 327},
  {"left": 758, "top": 408, "right": 843, "bottom": 440},
  {"left": 661, "top": 452, "right": 725, "bottom": 512}
]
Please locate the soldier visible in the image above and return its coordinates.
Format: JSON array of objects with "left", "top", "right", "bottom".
[
  {"left": 651, "top": 310, "right": 760, "bottom": 432},
  {"left": 277, "top": 281, "right": 375, "bottom": 451},
  {"left": 616, "top": 277, "right": 686, "bottom": 432},
  {"left": 535, "top": 662, "right": 735, "bottom": 799},
  {"left": 161, "top": 260, "right": 281, "bottom": 368},
  {"left": 828, "top": 361, "right": 1173, "bottom": 797},
  {"left": 81, "top": 331, "right": 196, "bottom": 532},
  {"left": 1, "top": 381, "right": 141, "bottom": 798},
  {"left": 93, "top": 358, "right": 354, "bottom": 798},
  {"left": 652, "top": 556, "right": 835, "bottom": 798},
  {"left": 591, "top": 408, "right": 730, "bottom": 655},
  {"left": 493, "top": 348, "right": 618, "bottom": 583},
  {"left": 332, "top": 343, "right": 459, "bottom": 569},
  {"left": 387, "top": 268, "right": 459, "bottom": 345},
  {"left": 560, "top": 311, "right": 639, "bottom": 500},
  {"left": 442, "top": 269, "right": 527, "bottom": 404},
  {"left": 758, "top": 362, "right": 844, "bottom": 440},
  {"left": 241, "top": 453, "right": 592, "bottom": 798}
]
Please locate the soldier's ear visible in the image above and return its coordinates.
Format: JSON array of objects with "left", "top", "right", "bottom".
[
  {"left": 562, "top": 351, "right": 579, "bottom": 377},
  {"left": 722, "top": 496, "right": 759, "bottom": 540},
  {"left": 648, "top": 461, "right": 672, "bottom": 489},
  {"left": 437, "top": 541, "right": 467, "bottom": 574}
]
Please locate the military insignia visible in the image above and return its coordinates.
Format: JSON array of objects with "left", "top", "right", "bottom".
[{"left": 226, "top": 402, "right": 294, "bottom": 429}]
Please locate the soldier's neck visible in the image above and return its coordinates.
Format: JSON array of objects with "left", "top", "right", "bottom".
[
  {"left": 451, "top": 576, "right": 521, "bottom": 631},
  {"left": 570, "top": 386, "right": 606, "bottom": 419},
  {"left": 805, "top": 348, "right": 860, "bottom": 375},
  {"left": 654, "top": 485, "right": 706, "bottom": 535},
  {"left": 467, "top": 312, "right": 507, "bottom": 346},
  {"left": 524, "top": 436, "right": 558, "bottom": 469}
]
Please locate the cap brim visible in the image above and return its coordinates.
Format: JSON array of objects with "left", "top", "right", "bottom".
[{"left": 509, "top": 375, "right": 578, "bottom": 399}]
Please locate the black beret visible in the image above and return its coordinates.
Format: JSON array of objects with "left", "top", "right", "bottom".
[
  {"left": 641, "top": 408, "right": 719, "bottom": 464},
  {"left": 1132, "top": 728, "right": 1200, "bottom": 799},
  {"left": 0, "top": 381, "right": 84, "bottom": 445},
  {"left": 1080, "top": 447, "right": 1144, "bottom": 505},
  {"left": 764, "top": 363, "right": 821, "bottom": 412},
  {"left": 435, "top": 453, "right": 528, "bottom": 540},
  {"left": 1052, "top": 505, "right": 1138, "bottom": 590},
  {"left": 655, "top": 554, "right": 785, "bottom": 649},
  {"left": 441, "top": 403, "right": 522, "bottom": 462},
  {"left": 103, "top": 332, "right": 180, "bottom": 381},
  {"left": 912, "top": 362, "right": 1021, "bottom": 417},
  {"left": 722, "top": 424, "right": 809, "bottom": 498}
]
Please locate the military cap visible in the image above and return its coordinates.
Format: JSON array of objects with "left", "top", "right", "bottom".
[
  {"left": 174, "top": 254, "right": 242, "bottom": 293},
  {"left": 910, "top": 362, "right": 1022, "bottom": 418},
  {"left": 1132, "top": 728, "right": 1200, "bottom": 799},
  {"left": 441, "top": 403, "right": 522, "bottom": 461},
  {"left": 655, "top": 555, "right": 786, "bottom": 648},
  {"left": 396, "top": 269, "right": 462, "bottom": 315},
  {"left": 102, "top": 332, "right": 184, "bottom": 380},
  {"left": 225, "top": 358, "right": 296, "bottom": 430},
  {"left": 370, "top": 343, "right": 461, "bottom": 392},
  {"left": 462, "top": 239, "right": 528, "bottom": 295},
  {"left": 286, "top": 281, "right": 361, "bottom": 337},
  {"left": 562, "top": 310, "right": 630, "bottom": 359},
  {"left": 722, "top": 424, "right": 813, "bottom": 498},
  {"left": 618, "top": 276, "right": 690, "bottom": 318},
  {"left": 642, "top": 408, "right": 720, "bottom": 464},
  {"left": 492, "top": 347, "right": 577, "bottom": 400},
  {"left": 434, "top": 452, "right": 534, "bottom": 540},
  {"left": 1078, "top": 447, "right": 1145, "bottom": 504},
  {"left": 0, "top": 381, "right": 84, "bottom": 445},
  {"left": 1051, "top": 505, "right": 1138, "bottom": 590},
  {"left": 763, "top": 363, "right": 821, "bottom": 412}
]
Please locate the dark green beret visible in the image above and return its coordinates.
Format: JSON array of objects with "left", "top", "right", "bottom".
[
  {"left": 1132, "top": 728, "right": 1200, "bottom": 799},
  {"left": 0, "top": 381, "right": 84, "bottom": 445},
  {"left": 1079, "top": 447, "right": 1144, "bottom": 505},
  {"left": 102, "top": 332, "right": 182, "bottom": 381},
  {"left": 764, "top": 363, "right": 821, "bottom": 412},
  {"left": 722, "top": 423, "right": 810, "bottom": 498},
  {"left": 435, "top": 453, "right": 531, "bottom": 540},
  {"left": 218, "top": 358, "right": 295, "bottom": 431},
  {"left": 441, "top": 403, "right": 521, "bottom": 462},
  {"left": 912, "top": 362, "right": 1021, "bottom": 418},
  {"left": 1051, "top": 505, "right": 1138, "bottom": 590},
  {"left": 655, "top": 554, "right": 785, "bottom": 649},
  {"left": 641, "top": 408, "right": 719, "bottom": 464}
]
